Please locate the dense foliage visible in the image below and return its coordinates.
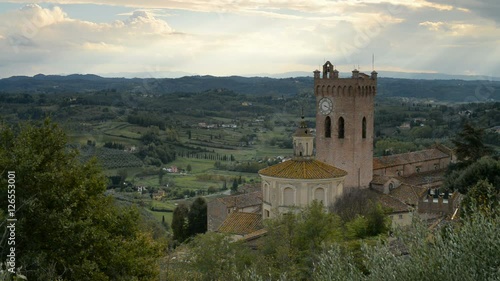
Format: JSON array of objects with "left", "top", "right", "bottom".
[
  {"left": 165, "top": 205, "right": 499, "bottom": 281},
  {"left": 0, "top": 120, "right": 165, "bottom": 280},
  {"left": 171, "top": 198, "right": 208, "bottom": 243},
  {"left": 167, "top": 201, "right": 390, "bottom": 280},
  {"left": 313, "top": 208, "right": 500, "bottom": 281}
]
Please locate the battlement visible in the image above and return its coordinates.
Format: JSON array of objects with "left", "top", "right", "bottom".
[
  {"left": 313, "top": 61, "right": 378, "bottom": 81},
  {"left": 314, "top": 62, "right": 377, "bottom": 98}
]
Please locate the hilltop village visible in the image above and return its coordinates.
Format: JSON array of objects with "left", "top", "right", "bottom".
[
  {"left": 1, "top": 63, "right": 499, "bottom": 280},
  {"left": 209, "top": 62, "right": 458, "bottom": 242}
]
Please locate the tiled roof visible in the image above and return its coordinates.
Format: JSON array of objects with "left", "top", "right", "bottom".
[
  {"left": 241, "top": 228, "right": 268, "bottom": 241},
  {"left": 367, "top": 189, "right": 411, "bottom": 213},
  {"left": 293, "top": 127, "right": 313, "bottom": 137},
  {"left": 217, "top": 212, "right": 263, "bottom": 235},
  {"left": 259, "top": 159, "right": 347, "bottom": 179},
  {"left": 390, "top": 184, "right": 427, "bottom": 206},
  {"left": 217, "top": 191, "right": 262, "bottom": 208},
  {"left": 371, "top": 174, "right": 394, "bottom": 185},
  {"left": 373, "top": 148, "right": 450, "bottom": 169},
  {"left": 400, "top": 169, "right": 445, "bottom": 186}
]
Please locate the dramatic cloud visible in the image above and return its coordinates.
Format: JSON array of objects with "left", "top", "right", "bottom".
[
  {"left": 0, "top": 1, "right": 498, "bottom": 77},
  {"left": 426, "top": 0, "right": 500, "bottom": 23}
]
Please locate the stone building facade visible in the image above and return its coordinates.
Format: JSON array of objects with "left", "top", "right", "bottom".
[
  {"left": 207, "top": 190, "right": 262, "bottom": 232},
  {"left": 373, "top": 146, "right": 452, "bottom": 178},
  {"left": 258, "top": 115, "right": 347, "bottom": 219},
  {"left": 314, "top": 61, "right": 377, "bottom": 188}
]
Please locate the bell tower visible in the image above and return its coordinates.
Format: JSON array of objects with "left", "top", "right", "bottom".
[
  {"left": 314, "top": 61, "right": 377, "bottom": 188},
  {"left": 293, "top": 114, "right": 314, "bottom": 159}
]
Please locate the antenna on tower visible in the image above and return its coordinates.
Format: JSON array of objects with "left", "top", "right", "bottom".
[{"left": 372, "top": 53, "right": 375, "bottom": 71}]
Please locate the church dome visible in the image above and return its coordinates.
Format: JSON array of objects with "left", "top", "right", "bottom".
[{"left": 258, "top": 159, "right": 347, "bottom": 180}]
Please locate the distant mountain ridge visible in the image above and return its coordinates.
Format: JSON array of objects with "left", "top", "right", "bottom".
[{"left": 0, "top": 73, "right": 499, "bottom": 102}]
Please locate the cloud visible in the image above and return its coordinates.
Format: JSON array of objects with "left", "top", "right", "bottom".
[
  {"left": 123, "top": 10, "right": 173, "bottom": 33},
  {"left": 0, "top": 1, "right": 498, "bottom": 78},
  {"left": 425, "top": 0, "right": 500, "bottom": 23},
  {"left": 1, "top": 4, "right": 175, "bottom": 48},
  {"left": 0, "top": 0, "right": 460, "bottom": 14},
  {"left": 419, "top": 20, "right": 499, "bottom": 38},
  {"left": 0, "top": 4, "right": 181, "bottom": 76},
  {"left": 81, "top": 41, "right": 125, "bottom": 52}
]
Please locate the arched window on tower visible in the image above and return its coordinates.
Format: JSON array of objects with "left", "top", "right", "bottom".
[
  {"left": 325, "top": 116, "right": 331, "bottom": 138},
  {"left": 338, "top": 117, "right": 345, "bottom": 139},
  {"left": 362, "top": 117, "right": 367, "bottom": 139}
]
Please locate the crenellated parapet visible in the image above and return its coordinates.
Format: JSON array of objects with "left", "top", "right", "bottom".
[{"left": 314, "top": 62, "right": 377, "bottom": 99}]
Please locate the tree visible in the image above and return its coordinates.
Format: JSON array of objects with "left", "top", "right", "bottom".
[
  {"left": 313, "top": 209, "right": 500, "bottom": 281},
  {"left": 0, "top": 119, "right": 164, "bottom": 280},
  {"left": 461, "top": 179, "right": 499, "bottom": 217},
  {"left": 159, "top": 167, "right": 166, "bottom": 185},
  {"left": 231, "top": 178, "right": 238, "bottom": 192},
  {"left": 452, "top": 122, "right": 493, "bottom": 166},
  {"left": 330, "top": 188, "right": 378, "bottom": 222},
  {"left": 186, "top": 164, "right": 192, "bottom": 173},
  {"left": 444, "top": 157, "right": 500, "bottom": 194},
  {"left": 172, "top": 203, "right": 189, "bottom": 242},
  {"left": 260, "top": 201, "right": 343, "bottom": 280},
  {"left": 208, "top": 186, "right": 217, "bottom": 194},
  {"left": 188, "top": 197, "right": 208, "bottom": 236},
  {"left": 167, "top": 232, "right": 256, "bottom": 281}
]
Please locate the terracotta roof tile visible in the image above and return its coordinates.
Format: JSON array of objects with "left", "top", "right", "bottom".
[
  {"left": 390, "top": 184, "right": 427, "bottom": 206},
  {"left": 371, "top": 174, "right": 394, "bottom": 185},
  {"left": 377, "top": 194, "right": 411, "bottom": 213},
  {"left": 217, "top": 212, "right": 263, "bottom": 235},
  {"left": 217, "top": 191, "right": 262, "bottom": 208},
  {"left": 259, "top": 159, "right": 347, "bottom": 179},
  {"left": 373, "top": 148, "right": 450, "bottom": 170},
  {"left": 400, "top": 169, "right": 445, "bottom": 186},
  {"left": 241, "top": 228, "right": 268, "bottom": 241},
  {"left": 366, "top": 189, "right": 411, "bottom": 213}
]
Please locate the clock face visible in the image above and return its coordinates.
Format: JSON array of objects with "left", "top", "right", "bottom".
[{"left": 318, "top": 97, "right": 333, "bottom": 115}]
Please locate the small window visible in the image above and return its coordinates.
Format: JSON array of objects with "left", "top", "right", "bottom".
[
  {"left": 398, "top": 214, "right": 403, "bottom": 219},
  {"left": 325, "top": 116, "right": 331, "bottom": 138},
  {"left": 283, "top": 187, "right": 294, "bottom": 206},
  {"left": 338, "top": 117, "right": 345, "bottom": 139},
  {"left": 434, "top": 163, "right": 439, "bottom": 170},
  {"left": 416, "top": 166, "right": 421, "bottom": 173},
  {"left": 397, "top": 170, "right": 401, "bottom": 176},
  {"left": 314, "top": 188, "right": 325, "bottom": 203},
  {"left": 362, "top": 117, "right": 367, "bottom": 139},
  {"left": 265, "top": 210, "right": 270, "bottom": 218},
  {"left": 389, "top": 183, "right": 394, "bottom": 190}
]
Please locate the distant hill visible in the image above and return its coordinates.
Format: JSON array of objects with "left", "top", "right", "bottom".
[
  {"left": 0, "top": 74, "right": 312, "bottom": 96},
  {"left": 0, "top": 74, "right": 499, "bottom": 102}
]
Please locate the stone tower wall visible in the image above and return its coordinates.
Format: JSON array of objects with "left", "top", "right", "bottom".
[{"left": 314, "top": 63, "right": 377, "bottom": 188}]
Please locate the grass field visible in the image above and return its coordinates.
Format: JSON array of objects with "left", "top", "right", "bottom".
[{"left": 61, "top": 108, "right": 295, "bottom": 227}]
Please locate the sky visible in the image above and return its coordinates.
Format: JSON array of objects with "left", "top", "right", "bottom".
[{"left": 0, "top": 0, "right": 498, "bottom": 78}]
